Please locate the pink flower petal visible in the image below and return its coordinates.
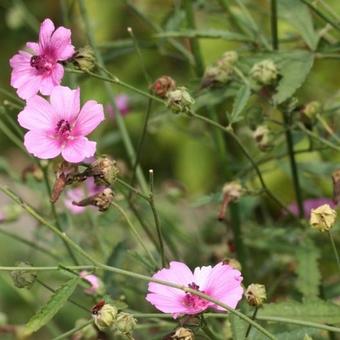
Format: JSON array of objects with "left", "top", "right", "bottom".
[
  {"left": 51, "top": 63, "right": 64, "bottom": 84},
  {"left": 61, "top": 137, "right": 96, "bottom": 163},
  {"left": 50, "top": 86, "right": 80, "bottom": 121},
  {"left": 146, "top": 293, "right": 188, "bottom": 315},
  {"left": 193, "top": 265, "right": 212, "bottom": 290},
  {"left": 50, "top": 26, "right": 75, "bottom": 60},
  {"left": 18, "top": 95, "right": 55, "bottom": 130},
  {"left": 26, "top": 42, "right": 39, "bottom": 54},
  {"left": 16, "top": 74, "right": 42, "bottom": 100},
  {"left": 74, "top": 100, "right": 104, "bottom": 136},
  {"left": 24, "top": 130, "right": 61, "bottom": 159},
  {"left": 39, "top": 18, "right": 55, "bottom": 51}
]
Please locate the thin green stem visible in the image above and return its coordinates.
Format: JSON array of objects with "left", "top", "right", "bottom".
[
  {"left": 328, "top": 230, "right": 340, "bottom": 274},
  {"left": 270, "top": 0, "right": 278, "bottom": 50},
  {"left": 110, "top": 200, "right": 159, "bottom": 269},
  {"left": 183, "top": 0, "right": 205, "bottom": 76},
  {"left": 282, "top": 112, "right": 304, "bottom": 218},
  {"left": 245, "top": 307, "right": 258, "bottom": 338},
  {"left": 53, "top": 320, "right": 93, "bottom": 340},
  {"left": 77, "top": 0, "right": 149, "bottom": 193},
  {"left": 148, "top": 169, "right": 166, "bottom": 267},
  {"left": 116, "top": 178, "right": 150, "bottom": 201}
]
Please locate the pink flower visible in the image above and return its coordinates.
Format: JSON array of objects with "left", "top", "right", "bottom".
[
  {"left": 10, "top": 18, "right": 75, "bottom": 99},
  {"left": 18, "top": 85, "right": 104, "bottom": 163},
  {"left": 146, "top": 261, "right": 243, "bottom": 318},
  {"left": 64, "top": 177, "right": 103, "bottom": 214},
  {"left": 287, "top": 198, "right": 336, "bottom": 219},
  {"left": 115, "top": 94, "right": 129, "bottom": 115},
  {"left": 80, "top": 271, "right": 102, "bottom": 295}
]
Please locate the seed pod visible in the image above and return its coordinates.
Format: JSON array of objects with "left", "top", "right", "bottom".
[
  {"left": 310, "top": 204, "right": 337, "bottom": 232},
  {"left": 166, "top": 87, "right": 195, "bottom": 114},
  {"left": 250, "top": 59, "right": 278, "bottom": 86},
  {"left": 84, "top": 156, "right": 119, "bottom": 186},
  {"left": 92, "top": 303, "right": 118, "bottom": 331},
  {"left": 73, "top": 46, "right": 96, "bottom": 72},
  {"left": 115, "top": 312, "right": 137, "bottom": 336},
  {"left": 151, "top": 76, "right": 176, "bottom": 98},
  {"left": 245, "top": 283, "right": 267, "bottom": 307},
  {"left": 73, "top": 188, "right": 114, "bottom": 212},
  {"left": 10, "top": 262, "right": 37, "bottom": 289}
]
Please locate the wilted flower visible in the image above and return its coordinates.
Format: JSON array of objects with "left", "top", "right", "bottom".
[
  {"left": 146, "top": 261, "right": 243, "bottom": 318},
  {"left": 310, "top": 204, "right": 337, "bottom": 232},
  {"left": 170, "top": 327, "right": 195, "bottom": 340},
  {"left": 250, "top": 59, "right": 278, "bottom": 86},
  {"left": 245, "top": 283, "right": 267, "bottom": 307},
  {"left": 167, "top": 87, "right": 195, "bottom": 114},
  {"left": 92, "top": 303, "right": 118, "bottom": 330},
  {"left": 10, "top": 262, "right": 37, "bottom": 289},
  {"left": 73, "top": 187, "right": 114, "bottom": 212},
  {"left": 151, "top": 76, "right": 176, "bottom": 98},
  {"left": 115, "top": 312, "right": 137, "bottom": 336},
  {"left": 73, "top": 46, "right": 96, "bottom": 72},
  {"left": 18, "top": 86, "right": 104, "bottom": 163},
  {"left": 218, "top": 181, "right": 244, "bottom": 221},
  {"left": 10, "top": 18, "right": 75, "bottom": 99},
  {"left": 79, "top": 271, "right": 104, "bottom": 295}
]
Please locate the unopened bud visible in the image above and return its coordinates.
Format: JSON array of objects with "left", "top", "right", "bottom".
[
  {"left": 223, "top": 258, "right": 242, "bottom": 271},
  {"left": 85, "top": 156, "right": 119, "bottom": 186},
  {"left": 201, "top": 66, "right": 232, "bottom": 88},
  {"left": 253, "top": 125, "right": 270, "bottom": 151},
  {"left": 250, "top": 59, "right": 278, "bottom": 86},
  {"left": 10, "top": 262, "right": 37, "bottom": 289},
  {"left": 245, "top": 283, "right": 267, "bottom": 307},
  {"left": 167, "top": 87, "right": 195, "bottom": 114},
  {"left": 115, "top": 312, "right": 137, "bottom": 336},
  {"left": 92, "top": 303, "right": 118, "bottom": 331},
  {"left": 218, "top": 51, "right": 238, "bottom": 69},
  {"left": 73, "top": 318, "right": 97, "bottom": 340},
  {"left": 151, "top": 76, "right": 176, "bottom": 98},
  {"left": 73, "top": 188, "right": 114, "bottom": 212},
  {"left": 302, "top": 101, "right": 321, "bottom": 120},
  {"left": 310, "top": 204, "right": 337, "bottom": 232},
  {"left": 171, "top": 327, "right": 195, "bottom": 340},
  {"left": 73, "top": 46, "right": 96, "bottom": 72}
]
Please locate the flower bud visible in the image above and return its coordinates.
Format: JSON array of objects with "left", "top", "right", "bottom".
[
  {"left": 310, "top": 204, "right": 337, "bottom": 232},
  {"left": 10, "top": 262, "right": 37, "bottom": 289},
  {"left": 115, "top": 312, "right": 137, "bottom": 336},
  {"left": 302, "top": 101, "right": 321, "bottom": 120},
  {"left": 218, "top": 51, "right": 238, "bottom": 69},
  {"left": 73, "top": 46, "right": 96, "bottom": 72},
  {"left": 80, "top": 271, "right": 105, "bottom": 295},
  {"left": 73, "top": 318, "right": 97, "bottom": 340},
  {"left": 245, "top": 283, "right": 267, "bottom": 307},
  {"left": 253, "top": 125, "right": 270, "bottom": 151},
  {"left": 85, "top": 156, "right": 119, "bottom": 186},
  {"left": 201, "top": 66, "right": 232, "bottom": 88},
  {"left": 73, "top": 188, "right": 114, "bottom": 212},
  {"left": 250, "top": 59, "right": 278, "bottom": 85},
  {"left": 151, "top": 76, "right": 176, "bottom": 98},
  {"left": 92, "top": 303, "right": 118, "bottom": 331},
  {"left": 223, "top": 258, "right": 242, "bottom": 271},
  {"left": 167, "top": 87, "right": 195, "bottom": 114},
  {"left": 170, "top": 327, "right": 195, "bottom": 340}
]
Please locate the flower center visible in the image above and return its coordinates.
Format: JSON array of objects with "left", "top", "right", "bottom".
[
  {"left": 56, "top": 119, "right": 71, "bottom": 138},
  {"left": 182, "top": 282, "right": 208, "bottom": 310},
  {"left": 30, "top": 55, "right": 54, "bottom": 73}
]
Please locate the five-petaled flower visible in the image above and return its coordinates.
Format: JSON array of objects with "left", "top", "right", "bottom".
[
  {"left": 10, "top": 18, "right": 74, "bottom": 99},
  {"left": 146, "top": 261, "right": 243, "bottom": 318},
  {"left": 18, "top": 85, "right": 104, "bottom": 163}
]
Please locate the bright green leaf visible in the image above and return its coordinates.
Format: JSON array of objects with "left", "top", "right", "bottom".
[{"left": 24, "top": 277, "right": 80, "bottom": 336}]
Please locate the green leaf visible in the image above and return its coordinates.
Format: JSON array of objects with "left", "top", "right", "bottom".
[
  {"left": 295, "top": 241, "right": 321, "bottom": 299},
  {"left": 276, "top": 328, "right": 319, "bottom": 340},
  {"left": 229, "top": 85, "right": 251, "bottom": 123},
  {"left": 273, "top": 51, "right": 314, "bottom": 105},
  {"left": 278, "top": 0, "right": 319, "bottom": 50},
  {"left": 259, "top": 300, "right": 340, "bottom": 324},
  {"left": 24, "top": 277, "right": 80, "bottom": 335}
]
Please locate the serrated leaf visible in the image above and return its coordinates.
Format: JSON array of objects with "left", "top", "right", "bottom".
[
  {"left": 295, "top": 242, "right": 321, "bottom": 299},
  {"left": 278, "top": 0, "right": 319, "bottom": 50},
  {"left": 259, "top": 300, "right": 340, "bottom": 324},
  {"left": 273, "top": 51, "right": 314, "bottom": 105},
  {"left": 24, "top": 277, "right": 80, "bottom": 335},
  {"left": 229, "top": 85, "right": 251, "bottom": 124}
]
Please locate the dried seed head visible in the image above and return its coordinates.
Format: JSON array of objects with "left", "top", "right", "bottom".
[
  {"left": 250, "top": 59, "right": 278, "bottom": 85},
  {"left": 218, "top": 181, "right": 244, "bottom": 220},
  {"left": 73, "top": 188, "right": 114, "bottom": 212},
  {"left": 218, "top": 51, "right": 238, "bottom": 69},
  {"left": 151, "top": 76, "right": 176, "bottom": 98},
  {"left": 310, "top": 204, "right": 337, "bottom": 232},
  {"left": 92, "top": 303, "right": 118, "bottom": 331},
  {"left": 170, "top": 327, "right": 195, "bottom": 340},
  {"left": 10, "top": 262, "right": 37, "bottom": 289},
  {"left": 245, "top": 283, "right": 267, "bottom": 307},
  {"left": 73, "top": 46, "right": 96, "bottom": 72},
  {"left": 86, "top": 156, "right": 119, "bottom": 186},
  {"left": 115, "top": 312, "right": 137, "bottom": 336},
  {"left": 166, "top": 87, "right": 195, "bottom": 114}
]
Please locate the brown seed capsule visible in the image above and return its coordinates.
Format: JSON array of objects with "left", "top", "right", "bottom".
[
  {"left": 332, "top": 169, "right": 340, "bottom": 205},
  {"left": 73, "top": 45, "right": 96, "bottom": 72},
  {"left": 151, "top": 76, "right": 176, "bottom": 98},
  {"left": 73, "top": 188, "right": 114, "bottom": 212},
  {"left": 164, "top": 327, "right": 195, "bottom": 340}
]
